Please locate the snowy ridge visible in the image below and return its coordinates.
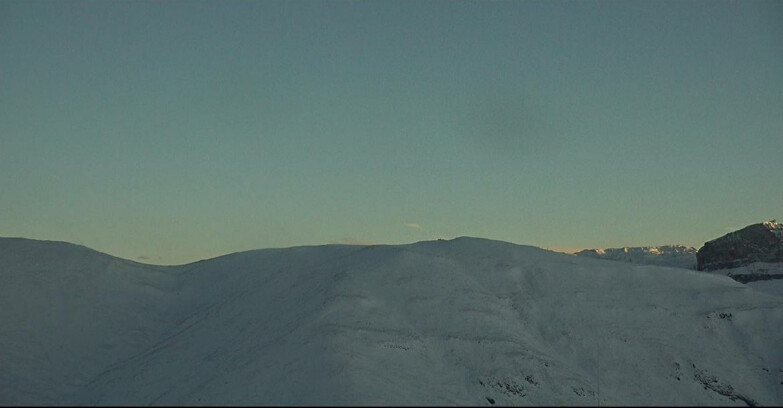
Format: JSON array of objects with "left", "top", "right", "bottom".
[
  {"left": 1, "top": 237, "right": 782, "bottom": 405},
  {"left": 575, "top": 245, "right": 697, "bottom": 269}
]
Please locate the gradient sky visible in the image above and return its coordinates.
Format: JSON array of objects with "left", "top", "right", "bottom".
[{"left": 1, "top": 1, "right": 781, "bottom": 264}]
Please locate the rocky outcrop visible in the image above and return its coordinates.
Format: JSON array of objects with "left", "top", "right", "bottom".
[
  {"left": 696, "top": 221, "right": 783, "bottom": 271},
  {"left": 727, "top": 272, "right": 783, "bottom": 284}
]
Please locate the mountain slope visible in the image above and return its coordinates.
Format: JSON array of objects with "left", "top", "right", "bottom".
[
  {"left": 698, "top": 221, "right": 783, "bottom": 271},
  {"left": 0, "top": 238, "right": 182, "bottom": 404},
  {"left": 1, "top": 237, "right": 782, "bottom": 406}
]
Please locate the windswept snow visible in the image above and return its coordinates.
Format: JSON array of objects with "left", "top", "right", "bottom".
[{"left": 1, "top": 237, "right": 782, "bottom": 406}]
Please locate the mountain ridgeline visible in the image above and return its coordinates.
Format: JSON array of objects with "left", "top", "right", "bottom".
[
  {"left": 575, "top": 245, "right": 697, "bottom": 269},
  {"left": 697, "top": 221, "right": 783, "bottom": 272},
  {"left": 574, "top": 221, "right": 783, "bottom": 286},
  {"left": 1, "top": 236, "right": 782, "bottom": 406}
]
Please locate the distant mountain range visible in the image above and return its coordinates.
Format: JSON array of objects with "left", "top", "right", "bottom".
[
  {"left": 575, "top": 245, "right": 697, "bottom": 269},
  {"left": 574, "top": 221, "right": 783, "bottom": 285}
]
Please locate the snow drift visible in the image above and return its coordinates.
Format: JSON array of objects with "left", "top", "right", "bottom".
[{"left": 1, "top": 237, "right": 782, "bottom": 406}]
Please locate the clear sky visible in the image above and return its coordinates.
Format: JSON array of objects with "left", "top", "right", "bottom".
[{"left": 1, "top": 1, "right": 781, "bottom": 264}]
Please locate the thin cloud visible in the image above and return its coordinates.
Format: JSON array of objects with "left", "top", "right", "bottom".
[
  {"left": 332, "top": 237, "right": 376, "bottom": 246},
  {"left": 544, "top": 246, "right": 583, "bottom": 254},
  {"left": 404, "top": 222, "right": 423, "bottom": 231},
  {"left": 136, "top": 255, "right": 163, "bottom": 263}
]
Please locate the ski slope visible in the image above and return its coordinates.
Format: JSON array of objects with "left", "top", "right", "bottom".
[{"left": 1, "top": 237, "right": 782, "bottom": 406}]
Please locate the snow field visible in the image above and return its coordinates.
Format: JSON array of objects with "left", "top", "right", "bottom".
[{"left": 1, "top": 237, "right": 781, "bottom": 405}]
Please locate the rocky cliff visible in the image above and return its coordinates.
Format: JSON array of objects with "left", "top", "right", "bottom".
[{"left": 696, "top": 221, "right": 783, "bottom": 271}]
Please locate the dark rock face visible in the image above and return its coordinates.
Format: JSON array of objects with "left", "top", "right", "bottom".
[
  {"left": 727, "top": 273, "right": 783, "bottom": 284},
  {"left": 696, "top": 221, "right": 783, "bottom": 271}
]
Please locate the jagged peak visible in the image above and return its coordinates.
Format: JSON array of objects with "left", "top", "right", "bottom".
[{"left": 762, "top": 220, "right": 782, "bottom": 235}]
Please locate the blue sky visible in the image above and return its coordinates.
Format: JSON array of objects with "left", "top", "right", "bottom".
[{"left": 1, "top": 1, "right": 781, "bottom": 264}]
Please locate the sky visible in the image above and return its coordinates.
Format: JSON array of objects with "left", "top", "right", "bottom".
[{"left": 1, "top": 1, "right": 781, "bottom": 265}]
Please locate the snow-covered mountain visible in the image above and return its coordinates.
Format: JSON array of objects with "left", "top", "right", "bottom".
[
  {"left": 2, "top": 237, "right": 782, "bottom": 406},
  {"left": 574, "top": 245, "right": 698, "bottom": 269}
]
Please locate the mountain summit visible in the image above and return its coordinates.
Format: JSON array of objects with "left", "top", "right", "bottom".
[{"left": 697, "top": 220, "right": 783, "bottom": 271}]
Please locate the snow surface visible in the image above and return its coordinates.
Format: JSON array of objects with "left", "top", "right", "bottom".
[
  {"left": 2, "top": 237, "right": 783, "bottom": 406},
  {"left": 705, "top": 262, "right": 783, "bottom": 294},
  {"left": 747, "top": 280, "right": 783, "bottom": 298},
  {"left": 574, "top": 245, "right": 698, "bottom": 270}
]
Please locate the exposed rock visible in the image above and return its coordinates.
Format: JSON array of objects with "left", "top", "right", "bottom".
[
  {"left": 696, "top": 221, "right": 783, "bottom": 271},
  {"left": 727, "top": 273, "right": 783, "bottom": 284}
]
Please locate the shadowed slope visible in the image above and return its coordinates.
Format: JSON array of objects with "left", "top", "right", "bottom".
[
  {"left": 0, "top": 238, "right": 180, "bottom": 404},
  {"left": 1, "top": 237, "right": 782, "bottom": 405}
]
